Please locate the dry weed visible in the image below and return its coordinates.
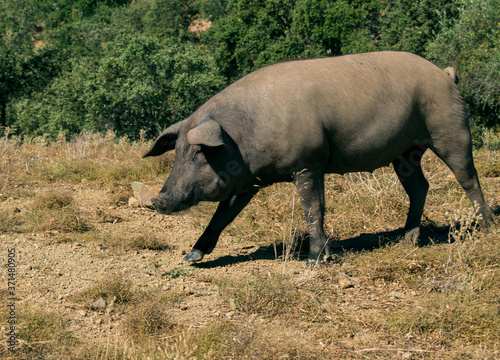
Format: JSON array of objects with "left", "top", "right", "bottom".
[
  {"left": 0, "top": 207, "right": 23, "bottom": 232},
  {"left": 0, "top": 190, "right": 89, "bottom": 234},
  {"left": 326, "top": 170, "right": 408, "bottom": 238},
  {"left": 26, "top": 191, "right": 88, "bottom": 233},
  {"left": 32, "top": 189, "right": 74, "bottom": 210},
  {"left": 0, "top": 128, "right": 18, "bottom": 193},
  {"left": 121, "top": 300, "right": 174, "bottom": 341},
  {"left": 71, "top": 274, "right": 135, "bottom": 306},
  {"left": 70, "top": 228, "right": 173, "bottom": 252},
  {"left": 0, "top": 305, "right": 77, "bottom": 359},
  {"left": 107, "top": 183, "right": 132, "bottom": 206},
  {"left": 1, "top": 130, "right": 172, "bottom": 188},
  {"left": 234, "top": 183, "right": 308, "bottom": 260},
  {"left": 186, "top": 318, "right": 323, "bottom": 359},
  {"left": 0, "top": 129, "right": 498, "bottom": 359},
  {"left": 383, "top": 208, "right": 500, "bottom": 348},
  {"left": 128, "top": 233, "right": 172, "bottom": 251},
  {"left": 214, "top": 271, "right": 325, "bottom": 319}
]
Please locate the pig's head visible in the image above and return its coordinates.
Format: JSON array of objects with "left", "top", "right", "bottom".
[{"left": 143, "top": 119, "right": 244, "bottom": 215}]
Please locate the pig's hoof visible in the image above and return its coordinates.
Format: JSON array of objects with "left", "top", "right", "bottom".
[
  {"left": 184, "top": 249, "right": 205, "bottom": 262},
  {"left": 306, "top": 253, "right": 333, "bottom": 267},
  {"left": 306, "top": 259, "right": 321, "bottom": 268},
  {"left": 404, "top": 228, "right": 421, "bottom": 245}
]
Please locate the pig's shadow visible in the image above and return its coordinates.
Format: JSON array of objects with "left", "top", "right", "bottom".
[{"left": 190, "top": 222, "right": 455, "bottom": 269}]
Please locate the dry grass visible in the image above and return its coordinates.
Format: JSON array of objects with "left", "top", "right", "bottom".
[
  {"left": 0, "top": 207, "right": 22, "bottom": 232},
  {"left": 0, "top": 130, "right": 172, "bottom": 192},
  {"left": 343, "top": 207, "right": 500, "bottom": 356},
  {"left": 0, "top": 190, "right": 89, "bottom": 234},
  {"left": 0, "top": 305, "right": 78, "bottom": 359},
  {"left": 214, "top": 271, "right": 325, "bottom": 318},
  {"left": 31, "top": 190, "right": 74, "bottom": 210},
  {"left": 0, "top": 130, "right": 498, "bottom": 359},
  {"left": 71, "top": 274, "right": 136, "bottom": 305},
  {"left": 186, "top": 319, "right": 323, "bottom": 359},
  {"left": 121, "top": 300, "right": 174, "bottom": 341}
]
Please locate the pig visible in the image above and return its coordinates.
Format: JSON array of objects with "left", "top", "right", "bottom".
[{"left": 143, "top": 51, "right": 495, "bottom": 265}]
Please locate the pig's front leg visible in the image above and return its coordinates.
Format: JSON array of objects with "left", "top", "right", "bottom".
[
  {"left": 294, "top": 170, "right": 330, "bottom": 266},
  {"left": 184, "top": 190, "right": 258, "bottom": 262}
]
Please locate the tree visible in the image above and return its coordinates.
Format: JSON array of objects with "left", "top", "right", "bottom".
[
  {"left": 0, "top": 0, "right": 47, "bottom": 128},
  {"left": 290, "top": 0, "right": 378, "bottom": 57},
  {"left": 203, "top": 0, "right": 296, "bottom": 80},
  {"left": 203, "top": 0, "right": 378, "bottom": 81},
  {"left": 11, "top": 36, "right": 225, "bottom": 139},
  {"left": 426, "top": 0, "right": 499, "bottom": 126},
  {"left": 4, "top": 0, "right": 498, "bottom": 141},
  {"left": 377, "top": 0, "right": 459, "bottom": 55}
]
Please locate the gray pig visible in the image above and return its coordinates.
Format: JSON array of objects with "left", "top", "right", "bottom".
[{"left": 143, "top": 51, "right": 495, "bottom": 265}]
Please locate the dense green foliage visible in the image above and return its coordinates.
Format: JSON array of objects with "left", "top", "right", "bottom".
[
  {"left": 1, "top": 0, "right": 498, "bottom": 140},
  {"left": 426, "top": 0, "right": 499, "bottom": 127},
  {"left": 10, "top": 37, "right": 224, "bottom": 138}
]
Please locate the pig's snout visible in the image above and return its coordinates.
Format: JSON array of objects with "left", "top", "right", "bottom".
[{"left": 151, "top": 197, "right": 172, "bottom": 215}]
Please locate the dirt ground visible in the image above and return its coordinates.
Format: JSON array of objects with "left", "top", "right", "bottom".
[{"left": 1, "top": 140, "right": 499, "bottom": 359}]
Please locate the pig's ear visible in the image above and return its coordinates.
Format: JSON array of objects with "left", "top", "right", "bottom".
[
  {"left": 142, "top": 121, "right": 184, "bottom": 158},
  {"left": 186, "top": 120, "right": 225, "bottom": 147}
]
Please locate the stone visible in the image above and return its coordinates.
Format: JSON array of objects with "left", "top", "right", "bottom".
[
  {"left": 338, "top": 279, "right": 354, "bottom": 289},
  {"left": 131, "top": 181, "right": 161, "bottom": 207},
  {"left": 90, "top": 298, "right": 106, "bottom": 311},
  {"left": 128, "top": 197, "right": 141, "bottom": 207},
  {"left": 390, "top": 291, "right": 405, "bottom": 299}
]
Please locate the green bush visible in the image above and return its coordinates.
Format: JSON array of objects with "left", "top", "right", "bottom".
[
  {"left": 203, "top": 0, "right": 379, "bottom": 81},
  {"left": 2, "top": 0, "right": 498, "bottom": 140},
  {"left": 426, "top": 0, "right": 500, "bottom": 126},
  {"left": 378, "top": 0, "right": 459, "bottom": 55},
  {"left": 11, "top": 36, "right": 225, "bottom": 139}
]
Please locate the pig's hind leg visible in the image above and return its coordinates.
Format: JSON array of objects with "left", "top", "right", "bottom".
[
  {"left": 431, "top": 134, "right": 495, "bottom": 227},
  {"left": 392, "top": 145, "right": 429, "bottom": 244}
]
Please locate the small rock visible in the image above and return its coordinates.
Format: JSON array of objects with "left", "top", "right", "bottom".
[
  {"left": 390, "top": 291, "right": 405, "bottom": 299},
  {"left": 225, "top": 311, "right": 235, "bottom": 319},
  {"left": 128, "top": 197, "right": 141, "bottom": 207},
  {"left": 131, "top": 181, "right": 161, "bottom": 207},
  {"left": 337, "top": 273, "right": 359, "bottom": 289},
  {"left": 183, "top": 287, "right": 194, "bottom": 295},
  {"left": 78, "top": 310, "right": 87, "bottom": 317},
  {"left": 338, "top": 279, "right": 354, "bottom": 289},
  {"left": 90, "top": 298, "right": 106, "bottom": 311},
  {"left": 229, "top": 298, "right": 239, "bottom": 310}
]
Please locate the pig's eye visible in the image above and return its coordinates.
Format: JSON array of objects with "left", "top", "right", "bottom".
[{"left": 193, "top": 149, "right": 204, "bottom": 161}]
